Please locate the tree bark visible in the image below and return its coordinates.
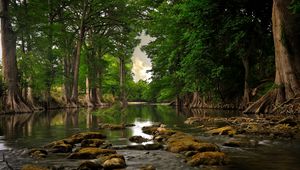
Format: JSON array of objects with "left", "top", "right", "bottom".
[
  {"left": 242, "top": 55, "right": 250, "bottom": 108},
  {"left": 1, "top": 0, "right": 31, "bottom": 113},
  {"left": 244, "top": 0, "right": 300, "bottom": 114},
  {"left": 119, "top": 56, "right": 127, "bottom": 107},
  {"left": 69, "top": 2, "right": 87, "bottom": 107}
]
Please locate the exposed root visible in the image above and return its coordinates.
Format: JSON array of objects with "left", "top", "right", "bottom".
[
  {"left": 243, "top": 90, "right": 276, "bottom": 114},
  {"left": 5, "top": 92, "right": 32, "bottom": 113}
]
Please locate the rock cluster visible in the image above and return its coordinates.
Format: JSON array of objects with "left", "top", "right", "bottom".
[{"left": 141, "top": 124, "right": 228, "bottom": 166}]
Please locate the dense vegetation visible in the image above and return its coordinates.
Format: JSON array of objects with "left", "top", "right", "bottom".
[{"left": 0, "top": 0, "right": 300, "bottom": 113}]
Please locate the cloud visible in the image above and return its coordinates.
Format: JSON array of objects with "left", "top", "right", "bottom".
[{"left": 131, "top": 33, "right": 154, "bottom": 82}]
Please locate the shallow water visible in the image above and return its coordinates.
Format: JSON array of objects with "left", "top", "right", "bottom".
[{"left": 0, "top": 105, "right": 299, "bottom": 169}]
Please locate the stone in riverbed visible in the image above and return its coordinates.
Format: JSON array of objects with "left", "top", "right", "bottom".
[
  {"left": 102, "top": 157, "right": 126, "bottom": 169},
  {"left": 21, "top": 164, "right": 48, "bottom": 170},
  {"left": 166, "top": 133, "right": 219, "bottom": 153},
  {"left": 78, "top": 154, "right": 126, "bottom": 170},
  {"left": 67, "top": 147, "right": 116, "bottom": 159},
  {"left": 28, "top": 149, "right": 48, "bottom": 159},
  {"left": 144, "top": 143, "right": 164, "bottom": 150},
  {"left": 140, "top": 165, "right": 156, "bottom": 170},
  {"left": 187, "top": 152, "right": 227, "bottom": 166},
  {"left": 129, "top": 136, "right": 149, "bottom": 143},
  {"left": 99, "top": 123, "right": 125, "bottom": 130},
  {"left": 81, "top": 139, "right": 105, "bottom": 147},
  {"left": 44, "top": 140, "right": 73, "bottom": 153}
]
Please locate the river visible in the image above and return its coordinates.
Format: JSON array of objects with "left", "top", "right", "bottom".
[{"left": 0, "top": 104, "right": 299, "bottom": 169}]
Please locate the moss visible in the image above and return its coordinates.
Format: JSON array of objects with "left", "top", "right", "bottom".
[
  {"left": 97, "top": 154, "right": 125, "bottom": 163},
  {"left": 21, "top": 164, "right": 48, "bottom": 170},
  {"left": 187, "top": 152, "right": 227, "bottom": 166},
  {"left": 166, "top": 133, "right": 219, "bottom": 153},
  {"left": 67, "top": 147, "right": 116, "bottom": 159},
  {"left": 206, "top": 126, "right": 236, "bottom": 136}
]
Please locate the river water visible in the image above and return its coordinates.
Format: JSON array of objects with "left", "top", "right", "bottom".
[{"left": 0, "top": 104, "right": 299, "bottom": 169}]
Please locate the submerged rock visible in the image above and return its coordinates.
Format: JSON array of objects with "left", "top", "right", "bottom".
[
  {"left": 144, "top": 143, "right": 164, "bottom": 150},
  {"left": 99, "top": 123, "right": 125, "bottom": 130},
  {"left": 140, "top": 165, "right": 156, "bottom": 170},
  {"left": 129, "top": 136, "right": 149, "bottom": 143},
  {"left": 67, "top": 147, "right": 116, "bottom": 159},
  {"left": 187, "top": 152, "right": 227, "bottom": 166},
  {"left": 81, "top": 139, "right": 105, "bottom": 147},
  {"left": 21, "top": 164, "right": 49, "bottom": 170}
]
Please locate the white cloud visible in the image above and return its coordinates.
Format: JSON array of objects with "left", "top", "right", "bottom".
[{"left": 131, "top": 33, "right": 154, "bottom": 82}]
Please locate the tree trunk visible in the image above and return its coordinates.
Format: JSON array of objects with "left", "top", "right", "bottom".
[
  {"left": 242, "top": 55, "right": 250, "bottom": 108},
  {"left": 70, "top": 8, "right": 86, "bottom": 107},
  {"left": 85, "top": 76, "right": 94, "bottom": 107},
  {"left": 119, "top": 56, "right": 127, "bottom": 107},
  {"left": 244, "top": 0, "right": 300, "bottom": 114},
  {"left": 64, "top": 54, "right": 72, "bottom": 104},
  {"left": 1, "top": 0, "right": 31, "bottom": 113}
]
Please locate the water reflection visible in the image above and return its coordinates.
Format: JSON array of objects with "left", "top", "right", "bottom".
[{"left": 0, "top": 105, "right": 188, "bottom": 150}]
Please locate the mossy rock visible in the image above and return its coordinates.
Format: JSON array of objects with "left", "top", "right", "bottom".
[
  {"left": 71, "top": 132, "right": 107, "bottom": 141},
  {"left": 81, "top": 139, "right": 105, "bottom": 147},
  {"left": 44, "top": 140, "right": 73, "bottom": 153},
  {"left": 67, "top": 147, "right": 116, "bottom": 159},
  {"left": 21, "top": 164, "right": 48, "bottom": 170},
  {"left": 102, "top": 157, "right": 126, "bottom": 169},
  {"left": 187, "top": 152, "right": 227, "bottom": 166},
  {"left": 28, "top": 149, "right": 48, "bottom": 159},
  {"left": 206, "top": 126, "right": 236, "bottom": 136},
  {"left": 166, "top": 133, "right": 219, "bottom": 153},
  {"left": 129, "top": 136, "right": 149, "bottom": 143},
  {"left": 142, "top": 126, "right": 159, "bottom": 135},
  {"left": 78, "top": 154, "right": 125, "bottom": 170}
]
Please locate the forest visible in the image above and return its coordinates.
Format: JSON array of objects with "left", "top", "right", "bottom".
[
  {"left": 0, "top": 0, "right": 300, "bottom": 114},
  {"left": 0, "top": 0, "right": 300, "bottom": 169}
]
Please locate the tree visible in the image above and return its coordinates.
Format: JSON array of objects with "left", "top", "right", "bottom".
[
  {"left": 0, "top": 0, "right": 31, "bottom": 113},
  {"left": 245, "top": 0, "right": 300, "bottom": 113}
]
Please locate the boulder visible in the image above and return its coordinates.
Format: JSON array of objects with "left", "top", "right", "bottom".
[
  {"left": 142, "top": 125, "right": 159, "bottom": 135},
  {"left": 102, "top": 157, "right": 126, "bottom": 169},
  {"left": 166, "top": 133, "right": 219, "bottom": 153},
  {"left": 67, "top": 148, "right": 116, "bottom": 159},
  {"left": 129, "top": 136, "right": 149, "bottom": 143},
  {"left": 187, "top": 152, "right": 227, "bottom": 166},
  {"left": 44, "top": 140, "right": 73, "bottom": 153}
]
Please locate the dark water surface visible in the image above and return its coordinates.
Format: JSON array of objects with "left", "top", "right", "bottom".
[{"left": 0, "top": 105, "right": 299, "bottom": 169}]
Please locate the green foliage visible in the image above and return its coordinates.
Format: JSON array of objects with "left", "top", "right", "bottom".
[{"left": 143, "top": 0, "right": 274, "bottom": 103}]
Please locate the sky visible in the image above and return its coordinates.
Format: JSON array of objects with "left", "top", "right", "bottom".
[{"left": 131, "top": 33, "right": 154, "bottom": 82}]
